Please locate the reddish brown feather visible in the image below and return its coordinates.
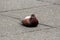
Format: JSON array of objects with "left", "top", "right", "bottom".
[{"left": 22, "top": 14, "right": 39, "bottom": 27}]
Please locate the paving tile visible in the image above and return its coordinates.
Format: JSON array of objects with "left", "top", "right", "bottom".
[
  {"left": 0, "top": 0, "right": 60, "bottom": 40},
  {"left": 38, "top": 0, "right": 60, "bottom": 4},
  {"left": 20, "top": 28, "right": 60, "bottom": 40},
  {"left": 0, "top": 0, "right": 49, "bottom": 11},
  {"left": 0, "top": 5, "right": 60, "bottom": 27},
  {"left": 0, "top": 14, "right": 57, "bottom": 40}
]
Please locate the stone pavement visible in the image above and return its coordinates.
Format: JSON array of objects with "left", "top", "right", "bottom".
[{"left": 0, "top": 0, "right": 60, "bottom": 40}]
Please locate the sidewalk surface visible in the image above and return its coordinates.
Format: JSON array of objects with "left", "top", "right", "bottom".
[{"left": 0, "top": 0, "right": 60, "bottom": 40}]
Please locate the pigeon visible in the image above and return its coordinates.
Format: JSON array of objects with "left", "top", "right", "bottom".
[{"left": 22, "top": 14, "right": 39, "bottom": 27}]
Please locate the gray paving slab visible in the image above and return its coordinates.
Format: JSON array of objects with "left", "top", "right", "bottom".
[
  {"left": 20, "top": 28, "right": 60, "bottom": 40},
  {"left": 0, "top": 0, "right": 60, "bottom": 11},
  {"left": 0, "top": 0, "right": 49, "bottom": 11},
  {"left": 0, "top": 14, "right": 59, "bottom": 40},
  {"left": 0, "top": 14, "right": 57, "bottom": 40},
  {"left": 0, "top": 4, "right": 60, "bottom": 27},
  {"left": 37, "top": 0, "right": 60, "bottom": 4},
  {"left": 0, "top": 0, "right": 60, "bottom": 40}
]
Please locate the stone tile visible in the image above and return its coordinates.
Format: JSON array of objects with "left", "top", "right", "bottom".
[
  {"left": 0, "top": 5, "right": 60, "bottom": 27},
  {"left": 0, "top": 0, "right": 49, "bottom": 11},
  {"left": 0, "top": 13, "right": 58, "bottom": 40},
  {"left": 20, "top": 28, "right": 59, "bottom": 40},
  {"left": 38, "top": 0, "right": 60, "bottom": 4},
  {"left": 0, "top": 0, "right": 60, "bottom": 40}
]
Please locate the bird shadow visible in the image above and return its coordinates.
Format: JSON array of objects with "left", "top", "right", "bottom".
[
  {"left": 19, "top": 22, "right": 38, "bottom": 28},
  {"left": 19, "top": 21, "right": 56, "bottom": 28},
  {"left": 39, "top": 23, "right": 56, "bottom": 28}
]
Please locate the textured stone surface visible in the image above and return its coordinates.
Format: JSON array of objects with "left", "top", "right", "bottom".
[
  {"left": 0, "top": 0, "right": 50, "bottom": 11},
  {"left": 0, "top": 0, "right": 60, "bottom": 40}
]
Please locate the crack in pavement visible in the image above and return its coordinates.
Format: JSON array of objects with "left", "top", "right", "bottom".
[
  {"left": 37, "top": 0, "right": 60, "bottom": 6},
  {"left": 0, "top": 14, "right": 57, "bottom": 29},
  {"left": 0, "top": 14, "right": 57, "bottom": 34},
  {"left": 0, "top": 14, "right": 22, "bottom": 21},
  {"left": 0, "top": 3, "right": 59, "bottom": 14},
  {"left": 0, "top": 5, "right": 48, "bottom": 13},
  {"left": 39, "top": 23, "right": 56, "bottom": 28},
  {"left": 0, "top": 0, "right": 59, "bottom": 13}
]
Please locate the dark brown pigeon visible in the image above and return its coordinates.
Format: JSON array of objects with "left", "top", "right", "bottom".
[{"left": 22, "top": 14, "right": 39, "bottom": 27}]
